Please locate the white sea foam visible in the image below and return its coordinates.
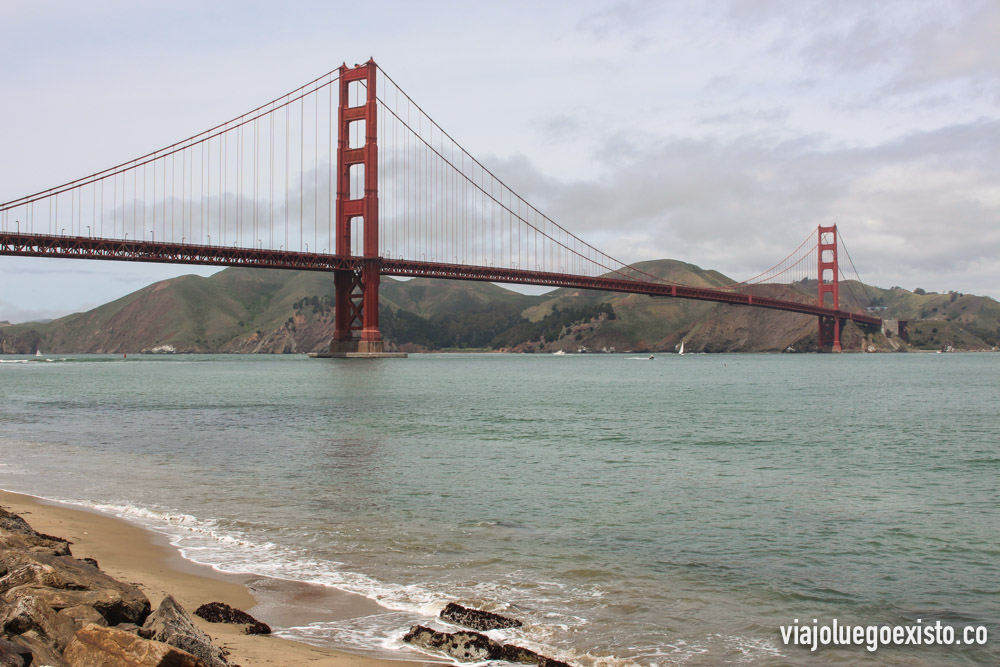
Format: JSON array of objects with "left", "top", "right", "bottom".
[
  {"left": 60, "top": 499, "right": 447, "bottom": 627},
  {"left": 30, "top": 495, "right": 627, "bottom": 666},
  {"left": 277, "top": 612, "right": 439, "bottom": 661},
  {"left": 708, "top": 633, "right": 784, "bottom": 663}
]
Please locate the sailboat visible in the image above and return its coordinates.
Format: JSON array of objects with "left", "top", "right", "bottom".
[
  {"left": 34, "top": 350, "right": 42, "bottom": 358},
  {"left": 678, "top": 341, "right": 685, "bottom": 356}
]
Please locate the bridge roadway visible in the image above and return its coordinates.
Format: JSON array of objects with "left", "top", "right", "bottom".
[{"left": 0, "top": 232, "right": 882, "bottom": 327}]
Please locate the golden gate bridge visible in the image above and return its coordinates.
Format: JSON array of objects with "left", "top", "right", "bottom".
[{"left": 0, "top": 59, "right": 883, "bottom": 355}]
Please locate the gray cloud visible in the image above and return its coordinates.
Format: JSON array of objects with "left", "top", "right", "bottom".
[
  {"left": 699, "top": 106, "right": 791, "bottom": 127},
  {"left": 576, "top": 0, "right": 662, "bottom": 41},
  {"left": 723, "top": 0, "right": 1000, "bottom": 102},
  {"left": 2, "top": 0, "right": 997, "bottom": 312},
  {"left": 486, "top": 118, "right": 1000, "bottom": 297},
  {"left": 889, "top": 1, "right": 1000, "bottom": 94}
]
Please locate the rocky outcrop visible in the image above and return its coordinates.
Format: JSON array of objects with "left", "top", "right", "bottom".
[
  {"left": 0, "top": 550, "right": 151, "bottom": 627},
  {"left": 403, "top": 625, "right": 497, "bottom": 662},
  {"left": 65, "top": 624, "right": 208, "bottom": 667},
  {"left": 0, "top": 507, "right": 71, "bottom": 556},
  {"left": 403, "top": 625, "right": 572, "bottom": 667},
  {"left": 139, "top": 595, "right": 228, "bottom": 667},
  {"left": 440, "top": 602, "right": 522, "bottom": 631},
  {"left": 0, "top": 637, "right": 32, "bottom": 667},
  {"left": 195, "top": 601, "right": 271, "bottom": 635},
  {"left": 1, "top": 505, "right": 233, "bottom": 667}
]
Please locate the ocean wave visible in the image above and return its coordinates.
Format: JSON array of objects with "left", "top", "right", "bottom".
[
  {"left": 88, "top": 501, "right": 608, "bottom": 663},
  {"left": 60, "top": 500, "right": 447, "bottom": 618},
  {"left": 2, "top": 490, "right": 633, "bottom": 666}
]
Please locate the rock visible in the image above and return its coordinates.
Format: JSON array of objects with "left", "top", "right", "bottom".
[
  {"left": 1, "top": 594, "right": 79, "bottom": 651},
  {"left": 440, "top": 602, "right": 523, "bottom": 631},
  {"left": 498, "top": 643, "right": 542, "bottom": 664},
  {"left": 0, "top": 551, "right": 150, "bottom": 625},
  {"left": 80, "top": 558, "right": 99, "bottom": 570},
  {"left": 504, "top": 646, "right": 575, "bottom": 667},
  {"left": 0, "top": 637, "right": 31, "bottom": 667},
  {"left": 140, "top": 595, "right": 228, "bottom": 667},
  {"left": 64, "top": 624, "right": 209, "bottom": 667},
  {"left": 57, "top": 604, "right": 107, "bottom": 629},
  {"left": 194, "top": 602, "right": 270, "bottom": 634},
  {"left": 537, "top": 658, "right": 574, "bottom": 667},
  {"left": 403, "top": 625, "right": 498, "bottom": 662},
  {"left": 193, "top": 602, "right": 256, "bottom": 625},
  {"left": 402, "top": 625, "right": 574, "bottom": 667},
  {"left": 6, "top": 586, "right": 149, "bottom": 628},
  {"left": 0, "top": 563, "right": 48, "bottom": 593},
  {"left": 112, "top": 622, "right": 142, "bottom": 634},
  {"left": 8, "top": 630, "right": 69, "bottom": 667},
  {"left": 243, "top": 621, "right": 270, "bottom": 635},
  {"left": 0, "top": 508, "right": 71, "bottom": 556}
]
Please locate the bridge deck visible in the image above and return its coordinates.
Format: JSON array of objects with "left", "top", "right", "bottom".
[{"left": 0, "top": 232, "right": 881, "bottom": 326}]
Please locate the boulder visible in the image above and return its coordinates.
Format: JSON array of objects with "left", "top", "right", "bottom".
[
  {"left": 0, "top": 508, "right": 71, "bottom": 556},
  {"left": 403, "top": 625, "right": 498, "bottom": 662},
  {"left": 8, "top": 629, "right": 69, "bottom": 667},
  {"left": 244, "top": 621, "right": 270, "bottom": 636},
  {"left": 403, "top": 625, "right": 574, "bottom": 667},
  {"left": 538, "top": 659, "right": 573, "bottom": 667},
  {"left": 139, "top": 595, "right": 228, "bottom": 667},
  {"left": 57, "top": 604, "right": 107, "bottom": 629},
  {"left": 499, "top": 643, "right": 542, "bottom": 664},
  {"left": 64, "top": 624, "right": 209, "bottom": 667},
  {"left": 497, "top": 644, "right": 573, "bottom": 667},
  {"left": 111, "top": 622, "right": 141, "bottom": 635},
  {"left": 6, "top": 586, "right": 149, "bottom": 627},
  {"left": 440, "top": 602, "right": 523, "bottom": 631},
  {"left": 193, "top": 602, "right": 255, "bottom": 625},
  {"left": 0, "top": 637, "right": 31, "bottom": 667},
  {"left": 0, "top": 563, "right": 48, "bottom": 594},
  {"left": 1, "top": 594, "right": 79, "bottom": 651},
  {"left": 194, "top": 601, "right": 270, "bottom": 635},
  {"left": 0, "top": 550, "right": 150, "bottom": 626}
]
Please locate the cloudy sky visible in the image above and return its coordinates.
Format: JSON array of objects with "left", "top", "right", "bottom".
[{"left": 1, "top": 0, "right": 998, "bottom": 322}]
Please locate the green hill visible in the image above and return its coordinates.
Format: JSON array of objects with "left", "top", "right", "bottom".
[{"left": 2, "top": 263, "right": 998, "bottom": 354}]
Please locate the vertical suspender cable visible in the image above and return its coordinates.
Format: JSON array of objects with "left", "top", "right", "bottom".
[
  {"left": 270, "top": 106, "right": 274, "bottom": 249},
  {"left": 300, "top": 96, "right": 304, "bottom": 251}
]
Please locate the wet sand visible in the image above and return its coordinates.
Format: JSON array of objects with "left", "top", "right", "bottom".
[{"left": 0, "top": 489, "right": 438, "bottom": 666}]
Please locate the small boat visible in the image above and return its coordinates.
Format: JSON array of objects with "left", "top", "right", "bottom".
[
  {"left": 678, "top": 341, "right": 685, "bottom": 356},
  {"left": 35, "top": 350, "right": 42, "bottom": 358},
  {"left": 649, "top": 355, "right": 654, "bottom": 360},
  {"left": 552, "top": 350, "right": 567, "bottom": 356}
]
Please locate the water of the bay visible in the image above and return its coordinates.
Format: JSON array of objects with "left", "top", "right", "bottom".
[{"left": 0, "top": 352, "right": 996, "bottom": 665}]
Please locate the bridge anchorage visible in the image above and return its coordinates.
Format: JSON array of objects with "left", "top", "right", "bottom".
[{"left": 0, "top": 57, "right": 889, "bottom": 355}]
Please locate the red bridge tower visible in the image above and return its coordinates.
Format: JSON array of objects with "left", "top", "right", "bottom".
[
  {"left": 817, "top": 224, "right": 842, "bottom": 352},
  {"left": 324, "top": 60, "right": 403, "bottom": 357}
]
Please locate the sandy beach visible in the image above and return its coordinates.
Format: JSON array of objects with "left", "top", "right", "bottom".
[{"left": 0, "top": 489, "right": 432, "bottom": 667}]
